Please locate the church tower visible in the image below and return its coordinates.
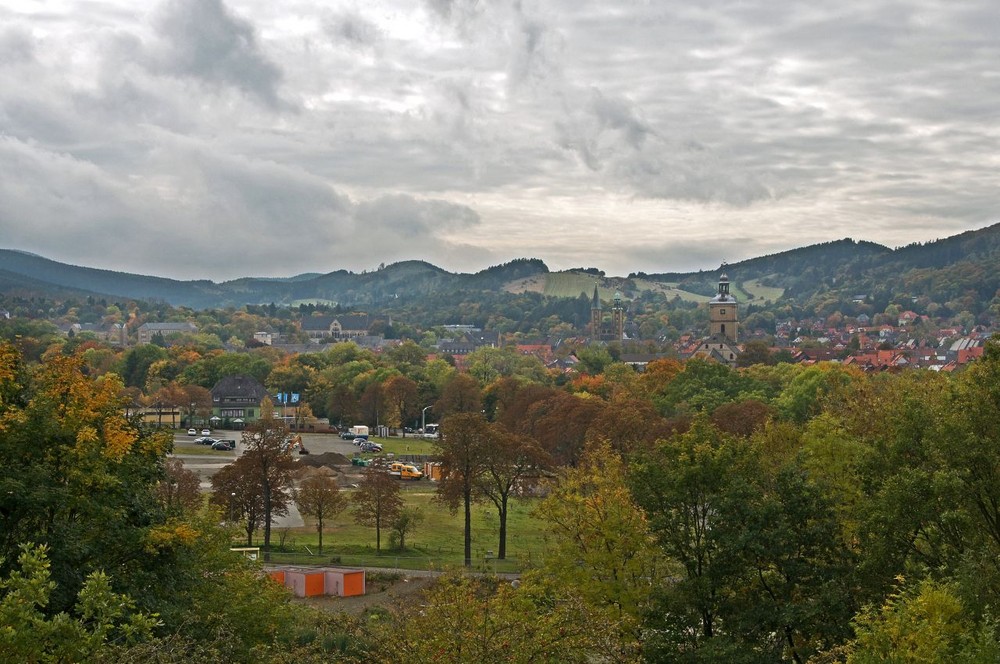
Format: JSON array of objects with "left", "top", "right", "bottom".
[
  {"left": 611, "top": 291, "right": 625, "bottom": 342},
  {"left": 591, "top": 285, "right": 603, "bottom": 341},
  {"left": 590, "top": 285, "right": 626, "bottom": 342},
  {"left": 709, "top": 271, "right": 738, "bottom": 342}
]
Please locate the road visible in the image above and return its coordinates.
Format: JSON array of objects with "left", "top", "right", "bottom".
[{"left": 171, "top": 430, "right": 363, "bottom": 528}]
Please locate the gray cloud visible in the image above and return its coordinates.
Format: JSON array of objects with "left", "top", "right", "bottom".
[
  {"left": 151, "top": 0, "right": 288, "bottom": 109},
  {"left": 323, "top": 9, "right": 383, "bottom": 52},
  {"left": 0, "top": 26, "right": 35, "bottom": 65},
  {"left": 1, "top": 0, "right": 998, "bottom": 281}
]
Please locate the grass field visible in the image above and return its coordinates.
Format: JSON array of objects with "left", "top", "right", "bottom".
[
  {"left": 741, "top": 278, "right": 785, "bottom": 303},
  {"left": 263, "top": 490, "right": 548, "bottom": 574},
  {"left": 373, "top": 436, "right": 438, "bottom": 456},
  {"left": 171, "top": 443, "right": 236, "bottom": 456},
  {"left": 633, "top": 278, "right": 710, "bottom": 303},
  {"left": 542, "top": 272, "right": 604, "bottom": 298}
]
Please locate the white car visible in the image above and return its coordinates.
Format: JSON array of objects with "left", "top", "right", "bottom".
[
  {"left": 201, "top": 428, "right": 211, "bottom": 436},
  {"left": 187, "top": 428, "right": 197, "bottom": 436}
]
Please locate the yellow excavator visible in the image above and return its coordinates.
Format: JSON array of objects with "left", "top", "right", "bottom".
[{"left": 287, "top": 434, "right": 309, "bottom": 455}]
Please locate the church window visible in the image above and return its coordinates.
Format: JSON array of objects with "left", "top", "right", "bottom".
[{"left": 720, "top": 309, "right": 725, "bottom": 315}]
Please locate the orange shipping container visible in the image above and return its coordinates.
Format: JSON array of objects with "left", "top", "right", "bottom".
[
  {"left": 324, "top": 569, "right": 366, "bottom": 597},
  {"left": 283, "top": 569, "right": 326, "bottom": 597}
]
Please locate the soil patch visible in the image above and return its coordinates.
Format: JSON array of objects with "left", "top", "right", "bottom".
[
  {"left": 296, "top": 573, "right": 435, "bottom": 615},
  {"left": 298, "top": 451, "right": 351, "bottom": 467}
]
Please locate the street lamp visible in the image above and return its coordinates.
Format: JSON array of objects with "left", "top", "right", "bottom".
[
  {"left": 189, "top": 402, "right": 196, "bottom": 428},
  {"left": 229, "top": 492, "right": 236, "bottom": 523},
  {"left": 421, "top": 405, "right": 432, "bottom": 434}
]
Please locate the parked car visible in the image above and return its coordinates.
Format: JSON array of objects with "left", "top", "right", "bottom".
[
  {"left": 212, "top": 441, "right": 234, "bottom": 451},
  {"left": 340, "top": 431, "right": 356, "bottom": 440},
  {"left": 201, "top": 428, "right": 211, "bottom": 436},
  {"left": 187, "top": 428, "right": 197, "bottom": 436},
  {"left": 194, "top": 436, "right": 220, "bottom": 445},
  {"left": 359, "top": 441, "right": 383, "bottom": 453}
]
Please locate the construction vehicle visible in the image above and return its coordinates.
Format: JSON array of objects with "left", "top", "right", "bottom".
[
  {"left": 286, "top": 434, "right": 309, "bottom": 455},
  {"left": 388, "top": 461, "right": 424, "bottom": 480}
]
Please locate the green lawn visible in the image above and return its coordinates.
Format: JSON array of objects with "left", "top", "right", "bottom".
[
  {"left": 374, "top": 436, "right": 438, "bottom": 456},
  {"left": 742, "top": 278, "right": 785, "bottom": 303},
  {"left": 543, "top": 272, "right": 604, "bottom": 298},
  {"left": 263, "top": 490, "right": 548, "bottom": 573},
  {"left": 171, "top": 443, "right": 236, "bottom": 457}
]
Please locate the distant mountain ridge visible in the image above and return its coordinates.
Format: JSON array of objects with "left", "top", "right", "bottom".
[{"left": 2, "top": 224, "right": 999, "bottom": 311}]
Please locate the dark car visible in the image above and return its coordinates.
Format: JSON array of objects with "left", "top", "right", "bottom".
[
  {"left": 359, "top": 441, "right": 383, "bottom": 453},
  {"left": 195, "top": 436, "right": 220, "bottom": 445},
  {"left": 340, "top": 431, "right": 356, "bottom": 440},
  {"left": 212, "top": 441, "right": 235, "bottom": 451}
]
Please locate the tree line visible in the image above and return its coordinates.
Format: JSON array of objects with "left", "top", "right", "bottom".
[{"left": 5, "top": 333, "right": 1000, "bottom": 660}]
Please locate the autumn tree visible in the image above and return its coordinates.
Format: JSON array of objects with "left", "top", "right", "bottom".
[
  {"left": 157, "top": 457, "right": 202, "bottom": 516},
  {"left": 382, "top": 573, "right": 630, "bottom": 663},
  {"left": 211, "top": 459, "right": 269, "bottom": 547},
  {"left": 477, "top": 425, "right": 549, "bottom": 559},
  {"left": 436, "top": 413, "right": 493, "bottom": 566},
  {"left": 534, "top": 439, "right": 660, "bottom": 650},
  {"left": 239, "top": 405, "right": 296, "bottom": 556},
  {"left": 0, "top": 347, "right": 171, "bottom": 613},
  {"left": 520, "top": 391, "right": 604, "bottom": 466},
  {"left": 352, "top": 463, "right": 403, "bottom": 552},
  {"left": 436, "top": 372, "right": 482, "bottom": 418},
  {"left": 295, "top": 474, "right": 346, "bottom": 554},
  {"left": 382, "top": 375, "right": 418, "bottom": 435}
]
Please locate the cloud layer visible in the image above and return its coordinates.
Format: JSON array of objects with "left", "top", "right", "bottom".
[{"left": 1, "top": 0, "right": 997, "bottom": 281}]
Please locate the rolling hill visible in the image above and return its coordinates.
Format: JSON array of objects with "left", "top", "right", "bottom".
[{"left": 2, "top": 224, "right": 1000, "bottom": 314}]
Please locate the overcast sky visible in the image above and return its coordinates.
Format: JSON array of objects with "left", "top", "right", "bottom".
[{"left": 2, "top": 0, "right": 998, "bottom": 282}]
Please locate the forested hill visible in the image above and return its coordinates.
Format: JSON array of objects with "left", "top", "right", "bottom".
[
  {"left": 0, "top": 251, "right": 550, "bottom": 309},
  {"left": 1, "top": 224, "right": 999, "bottom": 310},
  {"left": 634, "top": 223, "right": 1000, "bottom": 309}
]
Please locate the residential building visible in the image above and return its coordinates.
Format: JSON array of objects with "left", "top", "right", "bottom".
[
  {"left": 300, "top": 314, "right": 370, "bottom": 342},
  {"left": 210, "top": 374, "right": 270, "bottom": 428},
  {"left": 137, "top": 322, "right": 198, "bottom": 345}
]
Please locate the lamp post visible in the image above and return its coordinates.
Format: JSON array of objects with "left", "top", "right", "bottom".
[
  {"left": 189, "top": 402, "right": 195, "bottom": 429},
  {"left": 421, "top": 405, "right": 432, "bottom": 434},
  {"left": 229, "top": 492, "right": 236, "bottom": 523}
]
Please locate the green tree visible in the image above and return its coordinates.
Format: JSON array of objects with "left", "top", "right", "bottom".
[
  {"left": 383, "top": 573, "right": 632, "bottom": 663},
  {"left": 436, "top": 372, "right": 482, "bottom": 417},
  {"left": 389, "top": 508, "right": 423, "bottom": 551},
  {"left": 534, "top": 440, "right": 660, "bottom": 637},
  {"left": 633, "top": 416, "right": 856, "bottom": 662},
  {"left": 848, "top": 579, "right": 1000, "bottom": 663},
  {"left": 0, "top": 544, "right": 157, "bottom": 662}
]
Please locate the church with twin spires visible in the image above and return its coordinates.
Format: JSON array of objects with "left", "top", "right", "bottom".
[{"left": 590, "top": 285, "right": 625, "bottom": 343}]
